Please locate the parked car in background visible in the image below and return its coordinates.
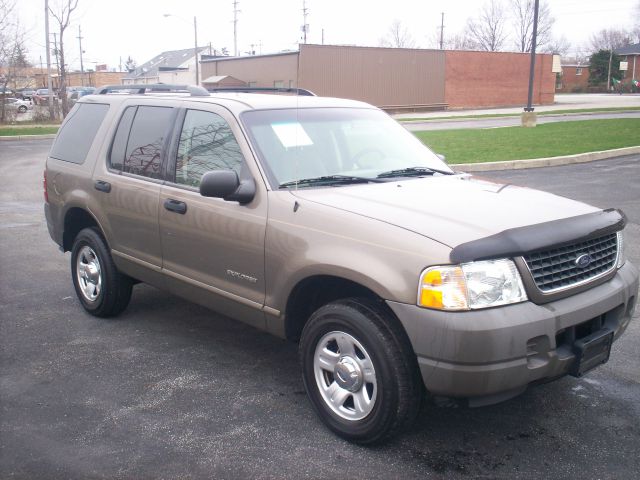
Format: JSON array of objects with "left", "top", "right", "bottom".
[
  {"left": 33, "top": 88, "right": 57, "bottom": 106},
  {"left": 3, "top": 97, "right": 32, "bottom": 113},
  {"left": 0, "top": 87, "right": 14, "bottom": 96},
  {"left": 17, "top": 88, "right": 36, "bottom": 100},
  {"left": 69, "top": 87, "right": 96, "bottom": 103}
]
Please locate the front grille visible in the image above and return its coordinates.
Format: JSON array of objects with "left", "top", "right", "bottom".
[{"left": 524, "top": 233, "right": 618, "bottom": 293}]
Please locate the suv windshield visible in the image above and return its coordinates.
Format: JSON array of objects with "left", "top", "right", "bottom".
[{"left": 241, "top": 108, "right": 453, "bottom": 188}]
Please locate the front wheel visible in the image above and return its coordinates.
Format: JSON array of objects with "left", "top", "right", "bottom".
[
  {"left": 71, "top": 227, "right": 132, "bottom": 317},
  {"left": 299, "top": 298, "right": 422, "bottom": 444}
]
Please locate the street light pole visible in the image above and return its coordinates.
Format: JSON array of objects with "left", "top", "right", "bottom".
[
  {"left": 193, "top": 15, "right": 200, "bottom": 85},
  {"left": 44, "top": 0, "right": 54, "bottom": 119},
  {"left": 193, "top": 16, "right": 199, "bottom": 85},
  {"left": 164, "top": 14, "right": 200, "bottom": 85},
  {"left": 525, "top": 0, "right": 540, "bottom": 112}
]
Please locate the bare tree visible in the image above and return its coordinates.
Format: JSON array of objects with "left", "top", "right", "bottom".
[
  {"left": 379, "top": 20, "right": 417, "bottom": 48},
  {"left": 542, "top": 35, "right": 571, "bottom": 56},
  {"left": 511, "top": 0, "right": 555, "bottom": 52},
  {"left": 633, "top": 0, "right": 640, "bottom": 43},
  {"left": 0, "top": 0, "right": 26, "bottom": 122},
  {"left": 48, "top": 0, "right": 80, "bottom": 116},
  {"left": 466, "top": 0, "right": 508, "bottom": 51},
  {"left": 589, "top": 28, "right": 632, "bottom": 53},
  {"left": 124, "top": 56, "right": 137, "bottom": 73},
  {"left": 426, "top": 30, "right": 475, "bottom": 50}
]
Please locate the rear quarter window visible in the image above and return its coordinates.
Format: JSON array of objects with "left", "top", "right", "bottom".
[{"left": 49, "top": 103, "right": 110, "bottom": 164}]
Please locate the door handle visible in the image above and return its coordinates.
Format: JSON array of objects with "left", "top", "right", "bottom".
[
  {"left": 164, "top": 199, "right": 187, "bottom": 214},
  {"left": 94, "top": 180, "right": 111, "bottom": 193}
]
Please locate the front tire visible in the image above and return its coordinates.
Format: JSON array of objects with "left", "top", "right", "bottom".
[
  {"left": 299, "top": 298, "right": 422, "bottom": 444},
  {"left": 71, "top": 227, "right": 132, "bottom": 317}
]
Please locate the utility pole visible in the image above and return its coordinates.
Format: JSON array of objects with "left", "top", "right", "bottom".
[
  {"left": 302, "top": 0, "right": 309, "bottom": 44},
  {"left": 233, "top": 0, "right": 240, "bottom": 56},
  {"left": 44, "top": 0, "right": 54, "bottom": 118},
  {"left": 193, "top": 16, "right": 199, "bottom": 85},
  {"left": 77, "top": 25, "right": 84, "bottom": 86},
  {"left": 52, "top": 33, "right": 61, "bottom": 82},
  {"left": 439, "top": 12, "right": 445, "bottom": 50},
  {"left": 607, "top": 48, "right": 613, "bottom": 91},
  {"left": 522, "top": 0, "right": 539, "bottom": 127}
]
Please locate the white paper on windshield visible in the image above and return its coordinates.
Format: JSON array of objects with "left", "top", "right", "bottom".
[{"left": 271, "top": 122, "right": 313, "bottom": 148}]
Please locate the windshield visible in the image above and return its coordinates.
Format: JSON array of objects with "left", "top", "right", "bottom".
[{"left": 241, "top": 108, "right": 452, "bottom": 188}]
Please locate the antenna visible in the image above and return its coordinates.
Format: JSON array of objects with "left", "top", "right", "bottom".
[
  {"left": 233, "top": 0, "right": 241, "bottom": 56},
  {"left": 439, "top": 12, "right": 445, "bottom": 50}
]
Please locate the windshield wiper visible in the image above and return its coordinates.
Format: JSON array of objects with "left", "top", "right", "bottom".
[
  {"left": 376, "top": 166, "right": 454, "bottom": 179},
  {"left": 279, "top": 175, "right": 385, "bottom": 189}
]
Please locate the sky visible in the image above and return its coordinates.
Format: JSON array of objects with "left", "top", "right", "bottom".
[{"left": 17, "top": 0, "right": 639, "bottom": 72}]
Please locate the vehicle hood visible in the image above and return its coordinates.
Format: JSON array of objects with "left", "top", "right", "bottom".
[{"left": 290, "top": 174, "right": 600, "bottom": 248}]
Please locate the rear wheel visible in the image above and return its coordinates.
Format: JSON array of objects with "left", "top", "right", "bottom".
[
  {"left": 71, "top": 227, "right": 132, "bottom": 317},
  {"left": 18, "top": 105, "right": 27, "bottom": 113},
  {"left": 300, "top": 298, "right": 422, "bottom": 443}
]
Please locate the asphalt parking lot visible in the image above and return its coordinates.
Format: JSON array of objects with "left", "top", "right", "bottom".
[{"left": 1, "top": 140, "right": 639, "bottom": 479}]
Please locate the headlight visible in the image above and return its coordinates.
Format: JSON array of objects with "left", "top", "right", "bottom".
[
  {"left": 418, "top": 259, "right": 527, "bottom": 311},
  {"left": 617, "top": 231, "right": 626, "bottom": 268}
]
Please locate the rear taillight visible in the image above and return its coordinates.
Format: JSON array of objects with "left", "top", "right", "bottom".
[{"left": 43, "top": 170, "right": 49, "bottom": 203}]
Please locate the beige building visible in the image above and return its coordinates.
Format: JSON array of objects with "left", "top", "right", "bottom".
[
  {"left": 122, "top": 47, "right": 209, "bottom": 85},
  {"left": 200, "top": 44, "right": 555, "bottom": 111}
]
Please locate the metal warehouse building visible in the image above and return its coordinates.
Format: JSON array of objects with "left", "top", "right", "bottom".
[{"left": 200, "top": 44, "right": 555, "bottom": 111}]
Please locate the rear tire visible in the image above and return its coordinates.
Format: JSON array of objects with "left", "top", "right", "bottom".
[
  {"left": 71, "top": 227, "right": 132, "bottom": 317},
  {"left": 299, "top": 298, "right": 422, "bottom": 444}
]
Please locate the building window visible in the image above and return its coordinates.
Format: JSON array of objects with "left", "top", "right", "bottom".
[
  {"left": 576, "top": 67, "right": 583, "bottom": 76},
  {"left": 248, "top": 81, "right": 257, "bottom": 87},
  {"left": 273, "top": 80, "right": 284, "bottom": 88}
]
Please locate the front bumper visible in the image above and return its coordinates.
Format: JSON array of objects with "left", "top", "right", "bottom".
[{"left": 387, "top": 262, "right": 639, "bottom": 405}]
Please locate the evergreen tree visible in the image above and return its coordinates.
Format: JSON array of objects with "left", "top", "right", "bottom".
[{"left": 588, "top": 50, "right": 621, "bottom": 86}]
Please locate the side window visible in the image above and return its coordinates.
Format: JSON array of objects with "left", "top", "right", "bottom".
[
  {"left": 50, "top": 103, "right": 109, "bottom": 164},
  {"left": 109, "top": 106, "right": 136, "bottom": 172},
  {"left": 175, "top": 110, "right": 244, "bottom": 187},
  {"left": 109, "top": 105, "right": 173, "bottom": 179}
]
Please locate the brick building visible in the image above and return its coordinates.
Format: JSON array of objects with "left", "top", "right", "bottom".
[
  {"left": 200, "top": 44, "right": 555, "bottom": 110},
  {"left": 615, "top": 43, "right": 640, "bottom": 84},
  {"left": 556, "top": 64, "right": 590, "bottom": 92}
]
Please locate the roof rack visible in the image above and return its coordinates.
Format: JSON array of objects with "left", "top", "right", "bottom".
[
  {"left": 96, "top": 84, "right": 210, "bottom": 97},
  {"left": 207, "top": 87, "right": 316, "bottom": 96}
]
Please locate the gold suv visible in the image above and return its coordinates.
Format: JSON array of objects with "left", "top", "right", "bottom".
[{"left": 45, "top": 85, "right": 639, "bottom": 443}]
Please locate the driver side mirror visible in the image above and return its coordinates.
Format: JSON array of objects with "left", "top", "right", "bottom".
[
  {"left": 436, "top": 154, "right": 446, "bottom": 162},
  {"left": 200, "top": 170, "right": 256, "bottom": 204}
]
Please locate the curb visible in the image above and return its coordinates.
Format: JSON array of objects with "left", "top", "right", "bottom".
[
  {"left": 398, "top": 109, "right": 640, "bottom": 123},
  {"left": 0, "top": 134, "right": 58, "bottom": 141},
  {"left": 451, "top": 146, "right": 640, "bottom": 172}
]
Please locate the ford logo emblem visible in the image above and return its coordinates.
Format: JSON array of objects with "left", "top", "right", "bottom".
[{"left": 575, "top": 254, "right": 593, "bottom": 268}]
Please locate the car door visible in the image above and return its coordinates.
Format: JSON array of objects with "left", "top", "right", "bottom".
[
  {"left": 93, "top": 103, "right": 176, "bottom": 279},
  {"left": 158, "top": 104, "right": 268, "bottom": 329}
]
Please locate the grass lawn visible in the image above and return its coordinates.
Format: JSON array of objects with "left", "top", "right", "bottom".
[
  {"left": 0, "top": 126, "right": 59, "bottom": 136},
  {"left": 400, "top": 106, "right": 640, "bottom": 122},
  {"left": 414, "top": 118, "right": 640, "bottom": 164}
]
